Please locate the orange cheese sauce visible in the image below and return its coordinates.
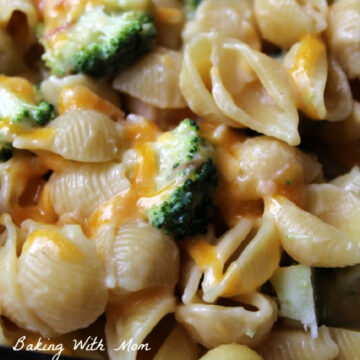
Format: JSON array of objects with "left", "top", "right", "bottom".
[
  {"left": 87, "top": 142, "right": 158, "bottom": 237},
  {"left": 185, "top": 239, "right": 223, "bottom": 283},
  {"left": 23, "top": 228, "right": 84, "bottom": 262},
  {"left": 123, "top": 119, "right": 161, "bottom": 147},
  {"left": 59, "top": 85, "right": 124, "bottom": 121}
]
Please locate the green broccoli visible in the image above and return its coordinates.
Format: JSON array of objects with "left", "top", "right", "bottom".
[
  {"left": 42, "top": 7, "right": 156, "bottom": 77},
  {"left": 141, "top": 119, "right": 218, "bottom": 239},
  {"left": 12, "top": 100, "right": 56, "bottom": 126},
  {"left": 0, "top": 85, "right": 55, "bottom": 127},
  {"left": 0, "top": 142, "right": 13, "bottom": 162}
]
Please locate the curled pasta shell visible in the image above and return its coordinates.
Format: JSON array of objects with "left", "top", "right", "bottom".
[
  {"left": 256, "top": 326, "right": 339, "bottom": 360},
  {"left": 199, "top": 344, "right": 262, "bottom": 360},
  {"left": 18, "top": 220, "right": 107, "bottom": 335},
  {"left": 0, "top": 214, "right": 54, "bottom": 337},
  {"left": 106, "top": 289, "right": 176, "bottom": 360},
  {"left": 284, "top": 35, "right": 327, "bottom": 120},
  {"left": 183, "top": 0, "right": 261, "bottom": 50},
  {"left": 284, "top": 36, "right": 352, "bottom": 121},
  {"left": 113, "top": 47, "right": 186, "bottom": 109},
  {"left": 202, "top": 216, "right": 281, "bottom": 302},
  {"left": 306, "top": 183, "right": 360, "bottom": 242},
  {"left": 13, "top": 110, "right": 123, "bottom": 162},
  {"left": 176, "top": 292, "right": 277, "bottom": 349},
  {"left": 324, "top": 55, "right": 352, "bottom": 122},
  {"left": 327, "top": 0, "right": 360, "bottom": 79},
  {"left": 153, "top": 324, "right": 197, "bottom": 360},
  {"left": 212, "top": 38, "right": 299, "bottom": 145},
  {"left": 331, "top": 166, "right": 360, "bottom": 198},
  {"left": 267, "top": 195, "right": 360, "bottom": 267},
  {"left": 329, "top": 327, "right": 360, "bottom": 359},
  {"left": 48, "top": 162, "right": 130, "bottom": 220},
  {"left": 180, "top": 33, "right": 239, "bottom": 127},
  {"left": 254, "top": 0, "right": 328, "bottom": 48},
  {"left": 180, "top": 33, "right": 300, "bottom": 145},
  {"left": 94, "top": 219, "right": 179, "bottom": 294}
]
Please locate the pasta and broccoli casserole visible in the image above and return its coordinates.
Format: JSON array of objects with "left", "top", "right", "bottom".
[{"left": 0, "top": 0, "right": 360, "bottom": 359}]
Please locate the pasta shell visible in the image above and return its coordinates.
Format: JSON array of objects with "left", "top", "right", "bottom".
[
  {"left": 256, "top": 326, "right": 339, "bottom": 360},
  {"left": 113, "top": 47, "right": 186, "bottom": 109},
  {"left": 106, "top": 289, "right": 176, "bottom": 360},
  {"left": 329, "top": 327, "right": 360, "bottom": 360},
  {"left": 212, "top": 37, "right": 300, "bottom": 145},
  {"left": 267, "top": 195, "right": 360, "bottom": 267},
  {"left": 182, "top": 0, "right": 261, "bottom": 50},
  {"left": 153, "top": 324, "right": 198, "bottom": 360},
  {"left": 0, "top": 214, "right": 54, "bottom": 337},
  {"left": 331, "top": 166, "right": 360, "bottom": 198},
  {"left": 199, "top": 344, "right": 262, "bottom": 360},
  {"left": 180, "top": 33, "right": 240, "bottom": 127},
  {"left": 18, "top": 220, "right": 107, "bottom": 335},
  {"left": 202, "top": 216, "right": 281, "bottom": 302},
  {"left": 306, "top": 183, "right": 360, "bottom": 241},
  {"left": 181, "top": 33, "right": 300, "bottom": 145},
  {"left": 48, "top": 162, "right": 130, "bottom": 220},
  {"left": 254, "top": 0, "right": 328, "bottom": 48},
  {"left": 284, "top": 37, "right": 352, "bottom": 121},
  {"left": 327, "top": 0, "right": 360, "bottom": 79},
  {"left": 94, "top": 219, "right": 179, "bottom": 294},
  {"left": 284, "top": 35, "right": 327, "bottom": 120},
  {"left": 176, "top": 292, "right": 277, "bottom": 349},
  {"left": 13, "top": 110, "right": 123, "bottom": 162},
  {"left": 324, "top": 56, "right": 352, "bottom": 122}
]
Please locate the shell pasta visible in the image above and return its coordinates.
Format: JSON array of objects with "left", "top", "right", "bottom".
[{"left": 0, "top": 1, "right": 359, "bottom": 359}]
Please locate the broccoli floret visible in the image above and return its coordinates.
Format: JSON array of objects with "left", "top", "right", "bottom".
[
  {"left": 12, "top": 100, "right": 56, "bottom": 126},
  {"left": 0, "top": 142, "right": 13, "bottom": 162},
  {"left": 0, "top": 82, "right": 55, "bottom": 127},
  {"left": 42, "top": 8, "right": 156, "bottom": 77},
  {"left": 142, "top": 119, "right": 218, "bottom": 239}
]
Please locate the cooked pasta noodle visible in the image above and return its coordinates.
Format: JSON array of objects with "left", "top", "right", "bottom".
[
  {"left": 153, "top": 324, "right": 197, "bottom": 360},
  {"left": 182, "top": 0, "right": 261, "bottom": 49},
  {"left": 329, "top": 327, "right": 360, "bottom": 360},
  {"left": 176, "top": 292, "right": 277, "bottom": 349},
  {"left": 199, "top": 344, "right": 262, "bottom": 360},
  {"left": 93, "top": 219, "right": 179, "bottom": 294},
  {"left": 14, "top": 110, "right": 123, "bottom": 162},
  {"left": 106, "top": 289, "right": 176, "bottom": 360},
  {"left": 181, "top": 33, "right": 300, "bottom": 145},
  {"left": 254, "top": 0, "right": 328, "bottom": 48},
  {"left": 327, "top": 0, "right": 360, "bottom": 79}
]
